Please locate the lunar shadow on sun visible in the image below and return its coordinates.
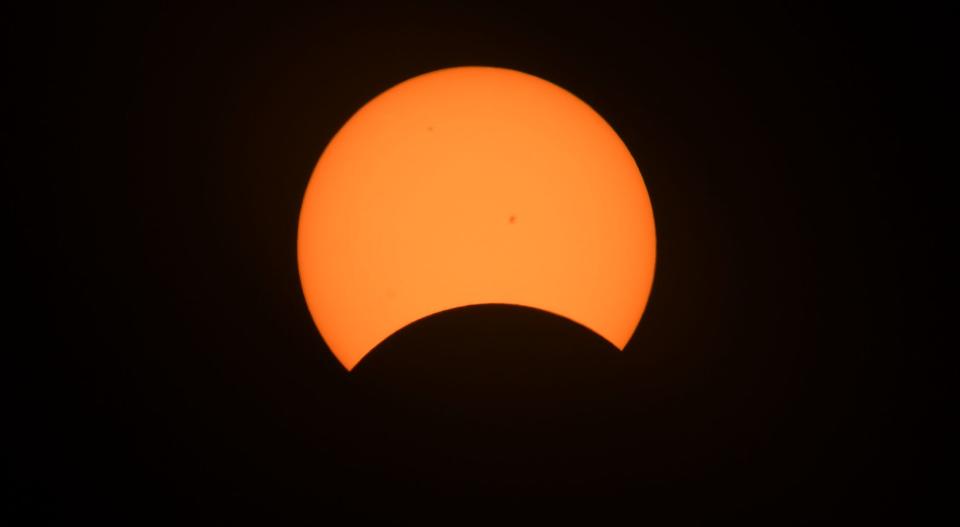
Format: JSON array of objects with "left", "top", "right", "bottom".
[
  {"left": 343, "top": 304, "right": 646, "bottom": 495},
  {"left": 352, "top": 303, "right": 623, "bottom": 379}
]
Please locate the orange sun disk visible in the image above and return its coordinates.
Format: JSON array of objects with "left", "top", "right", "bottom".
[{"left": 298, "top": 67, "right": 656, "bottom": 370}]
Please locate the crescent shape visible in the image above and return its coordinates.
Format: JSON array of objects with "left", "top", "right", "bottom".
[{"left": 297, "top": 66, "right": 656, "bottom": 370}]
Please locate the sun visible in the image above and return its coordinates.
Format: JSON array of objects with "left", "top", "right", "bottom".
[{"left": 298, "top": 66, "right": 656, "bottom": 370}]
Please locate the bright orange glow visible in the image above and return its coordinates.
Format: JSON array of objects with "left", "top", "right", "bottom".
[{"left": 298, "top": 67, "right": 656, "bottom": 370}]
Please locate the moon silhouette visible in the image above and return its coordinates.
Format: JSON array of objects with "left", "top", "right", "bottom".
[{"left": 297, "top": 66, "right": 656, "bottom": 370}]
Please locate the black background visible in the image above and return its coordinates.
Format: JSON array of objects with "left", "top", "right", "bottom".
[{"left": 7, "top": 1, "right": 931, "bottom": 522}]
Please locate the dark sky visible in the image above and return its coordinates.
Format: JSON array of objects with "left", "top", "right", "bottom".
[{"left": 7, "top": 1, "right": 930, "bottom": 522}]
